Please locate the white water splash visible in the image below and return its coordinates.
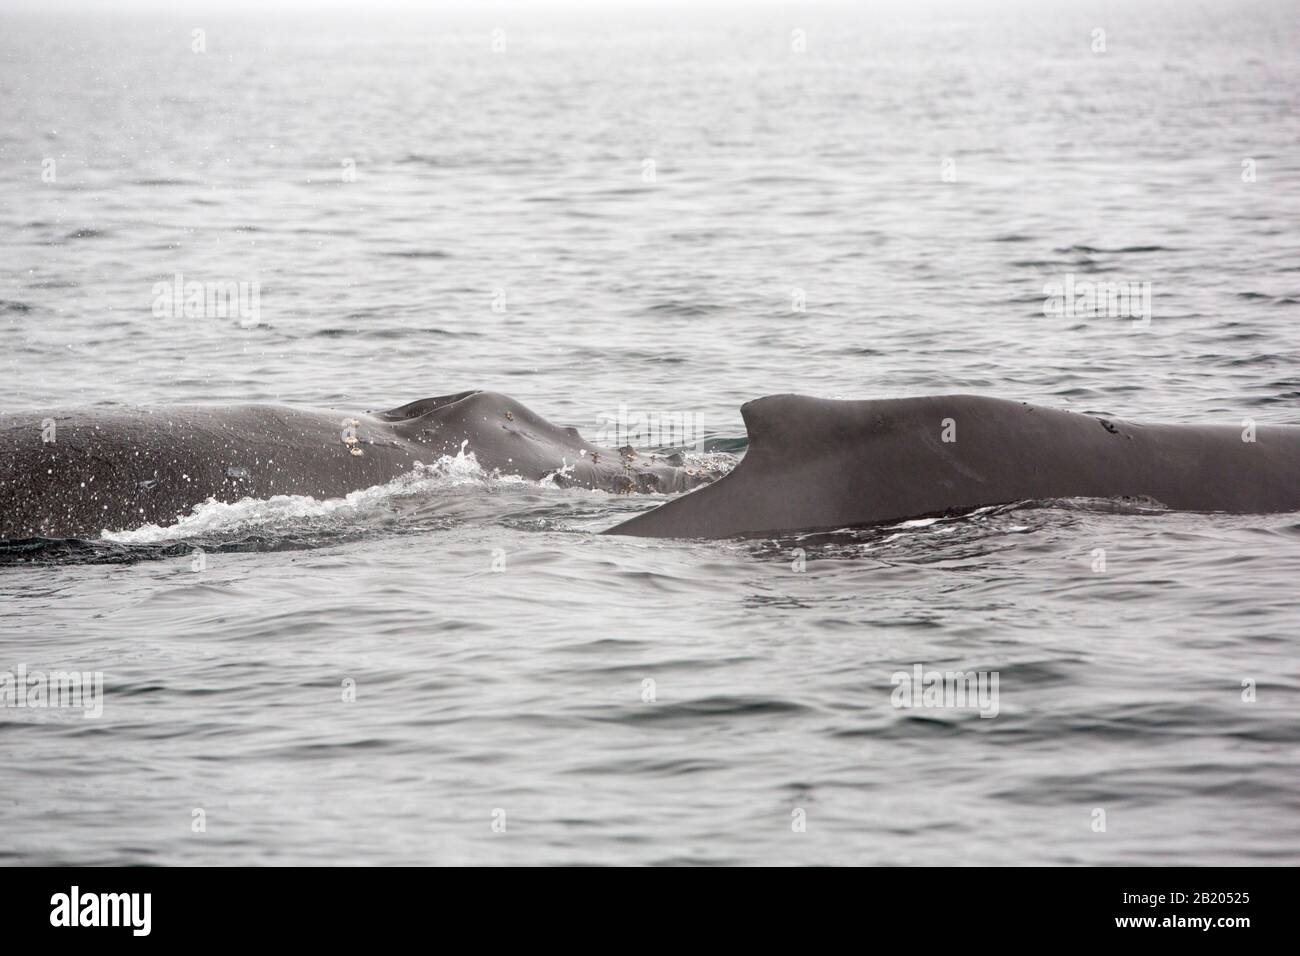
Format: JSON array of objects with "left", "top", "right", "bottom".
[{"left": 101, "top": 444, "right": 522, "bottom": 544}]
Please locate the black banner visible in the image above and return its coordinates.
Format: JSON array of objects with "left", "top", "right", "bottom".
[{"left": 0, "top": 866, "right": 1277, "bottom": 942}]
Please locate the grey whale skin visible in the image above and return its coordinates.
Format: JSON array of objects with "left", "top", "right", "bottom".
[
  {"left": 0, "top": 390, "right": 713, "bottom": 540},
  {"left": 606, "top": 394, "right": 1300, "bottom": 539}
]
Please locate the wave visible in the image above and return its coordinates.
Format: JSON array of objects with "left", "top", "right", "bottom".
[{"left": 740, "top": 497, "right": 1174, "bottom": 559}]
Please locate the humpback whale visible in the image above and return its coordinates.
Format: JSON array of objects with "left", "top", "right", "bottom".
[
  {"left": 605, "top": 394, "right": 1300, "bottom": 539},
  {"left": 0, "top": 390, "right": 716, "bottom": 540}
]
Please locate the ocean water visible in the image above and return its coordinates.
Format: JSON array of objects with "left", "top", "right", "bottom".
[{"left": 2, "top": 0, "right": 1299, "bottom": 865}]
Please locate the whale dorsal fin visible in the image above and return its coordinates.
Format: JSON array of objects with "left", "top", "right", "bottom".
[{"left": 739, "top": 394, "right": 839, "bottom": 460}]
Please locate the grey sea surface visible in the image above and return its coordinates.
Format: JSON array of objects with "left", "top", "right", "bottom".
[{"left": 2, "top": 0, "right": 1298, "bottom": 864}]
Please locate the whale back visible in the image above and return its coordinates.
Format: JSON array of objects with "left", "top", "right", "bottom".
[
  {"left": 605, "top": 394, "right": 1300, "bottom": 539},
  {"left": 0, "top": 403, "right": 420, "bottom": 539},
  {"left": 381, "top": 390, "right": 721, "bottom": 494}
]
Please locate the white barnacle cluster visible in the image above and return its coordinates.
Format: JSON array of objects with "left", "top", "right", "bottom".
[{"left": 341, "top": 418, "right": 364, "bottom": 457}]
